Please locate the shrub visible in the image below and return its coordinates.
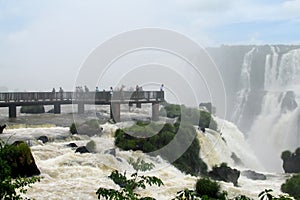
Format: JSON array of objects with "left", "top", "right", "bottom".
[
  {"left": 195, "top": 178, "right": 221, "bottom": 199},
  {"left": 20, "top": 105, "right": 45, "bottom": 114},
  {"left": 70, "top": 123, "right": 78, "bottom": 134},
  {"left": 281, "top": 150, "right": 292, "bottom": 160},
  {"left": 281, "top": 174, "right": 300, "bottom": 199}
]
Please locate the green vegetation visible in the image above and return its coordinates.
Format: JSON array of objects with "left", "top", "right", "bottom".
[
  {"left": 115, "top": 122, "right": 207, "bottom": 175},
  {"left": 69, "top": 123, "right": 78, "bottom": 134},
  {"left": 281, "top": 150, "right": 292, "bottom": 160},
  {"left": 281, "top": 174, "right": 300, "bottom": 199},
  {"left": 161, "top": 103, "right": 218, "bottom": 131},
  {"left": 96, "top": 158, "right": 163, "bottom": 200},
  {"left": 20, "top": 105, "right": 45, "bottom": 114},
  {"left": 195, "top": 178, "right": 226, "bottom": 199},
  {"left": 0, "top": 139, "right": 40, "bottom": 199}
]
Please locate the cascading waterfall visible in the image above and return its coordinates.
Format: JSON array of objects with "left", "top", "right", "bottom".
[
  {"left": 231, "top": 47, "right": 256, "bottom": 125},
  {"left": 248, "top": 46, "right": 300, "bottom": 172}
]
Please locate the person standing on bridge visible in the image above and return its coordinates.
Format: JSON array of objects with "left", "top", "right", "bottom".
[
  {"left": 59, "top": 87, "right": 64, "bottom": 100},
  {"left": 160, "top": 84, "right": 164, "bottom": 91},
  {"left": 51, "top": 88, "right": 55, "bottom": 101}
]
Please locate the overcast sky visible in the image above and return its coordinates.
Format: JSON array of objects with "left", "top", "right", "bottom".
[{"left": 1, "top": 0, "right": 300, "bottom": 92}]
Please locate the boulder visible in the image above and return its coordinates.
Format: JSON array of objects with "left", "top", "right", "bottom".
[
  {"left": 209, "top": 165, "right": 240, "bottom": 186},
  {"left": 66, "top": 143, "right": 78, "bottom": 148},
  {"left": 105, "top": 148, "right": 116, "bottom": 157},
  {"left": 75, "top": 146, "right": 90, "bottom": 154},
  {"left": 0, "top": 124, "right": 6, "bottom": 133},
  {"left": 37, "top": 136, "right": 49, "bottom": 143},
  {"left": 281, "top": 91, "right": 297, "bottom": 112},
  {"left": 7, "top": 141, "right": 40, "bottom": 178},
  {"left": 242, "top": 170, "right": 266, "bottom": 180},
  {"left": 282, "top": 156, "right": 300, "bottom": 173}
]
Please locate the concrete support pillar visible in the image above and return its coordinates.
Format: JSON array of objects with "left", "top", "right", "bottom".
[
  {"left": 54, "top": 103, "right": 61, "bottom": 114},
  {"left": 136, "top": 102, "right": 142, "bottom": 108},
  {"left": 152, "top": 102, "right": 159, "bottom": 121},
  {"left": 110, "top": 103, "right": 120, "bottom": 122},
  {"left": 78, "top": 102, "right": 85, "bottom": 114},
  {"left": 9, "top": 105, "right": 17, "bottom": 118}
]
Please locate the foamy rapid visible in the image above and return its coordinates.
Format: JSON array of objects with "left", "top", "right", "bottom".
[{"left": 0, "top": 119, "right": 289, "bottom": 199}]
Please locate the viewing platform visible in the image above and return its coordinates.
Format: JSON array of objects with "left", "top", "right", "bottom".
[{"left": 0, "top": 91, "right": 164, "bottom": 122}]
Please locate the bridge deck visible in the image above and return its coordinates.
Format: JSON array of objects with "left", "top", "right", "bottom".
[{"left": 0, "top": 91, "right": 164, "bottom": 107}]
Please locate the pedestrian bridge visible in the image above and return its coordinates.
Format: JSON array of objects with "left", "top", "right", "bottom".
[{"left": 0, "top": 91, "right": 164, "bottom": 122}]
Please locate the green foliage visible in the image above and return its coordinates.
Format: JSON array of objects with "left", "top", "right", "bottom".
[
  {"left": 96, "top": 158, "right": 163, "bottom": 200},
  {"left": 0, "top": 139, "right": 40, "bottom": 200},
  {"left": 195, "top": 178, "right": 224, "bottom": 199},
  {"left": 160, "top": 103, "right": 218, "bottom": 131},
  {"left": 20, "top": 105, "right": 45, "bottom": 114},
  {"left": 281, "top": 150, "right": 292, "bottom": 160},
  {"left": 69, "top": 123, "right": 78, "bottom": 134},
  {"left": 281, "top": 174, "right": 300, "bottom": 199},
  {"left": 172, "top": 189, "right": 200, "bottom": 200},
  {"left": 115, "top": 122, "right": 207, "bottom": 175},
  {"left": 258, "top": 189, "right": 293, "bottom": 200},
  {"left": 295, "top": 147, "right": 300, "bottom": 156}
]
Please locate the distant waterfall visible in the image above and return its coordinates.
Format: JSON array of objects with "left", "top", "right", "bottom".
[
  {"left": 231, "top": 47, "right": 256, "bottom": 125},
  {"left": 248, "top": 46, "right": 300, "bottom": 172}
]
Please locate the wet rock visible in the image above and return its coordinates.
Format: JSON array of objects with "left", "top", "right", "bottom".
[
  {"left": 281, "top": 91, "right": 297, "bottom": 112},
  {"left": 231, "top": 152, "right": 243, "bottom": 166},
  {"left": 75, "top": 146, "right": 90, "bottom": 154},
  {"left": 209, "top": 164, "right": 240, "bottom": 186},
  {"left": 0, "top": 124, "right": 6, "bottom": 133},
  {"left": 8, "top": 141, "right": 40, "bottom": 178},
  {"left": 242, "top": 170, "right": 266, "bottom": 180},
  {"left": 105, "top": 148, "right": 116, "bottom": 157},
  {"left": 66, "top": 143, "right": 78, "bottom": 148},
  {"left": 38, "top": 136, "right": 49, "bottom": 143},
  {"left": 283, "top": 156, "right": 300, "bottom": 173}
]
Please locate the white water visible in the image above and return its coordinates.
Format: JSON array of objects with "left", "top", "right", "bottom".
[
  {"left": 0, "top": 118, "right": 289, "bottom": 199},
  {"left": 248, "top": 46, "right": 300, "bottom": 172},
  {"left": 231, "top": 47, "right": 256, "bottom": 125}
]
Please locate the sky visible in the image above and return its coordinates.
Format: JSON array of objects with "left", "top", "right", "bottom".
[{"left": 0, "top": 0, "right": 300, "bottom": 92}]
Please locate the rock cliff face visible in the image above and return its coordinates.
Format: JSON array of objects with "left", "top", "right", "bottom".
[{"left": 207, "top": 45, "right": 300, "bottom": 133}]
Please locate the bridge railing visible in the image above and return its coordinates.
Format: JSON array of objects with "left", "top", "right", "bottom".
[{"left": 0, "top": 91, "right": 164, "bottom": 103}]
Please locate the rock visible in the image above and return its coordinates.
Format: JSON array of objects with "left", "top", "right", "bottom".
[
  {"left": 0, "top": 124, "right": 6, "bottom": 133},
  {"left": 282, "top": 156, "right": 300, "bottom": 173},
  {"left": 66, "top": 143, "right": 78, "bottom": 148},
  {"left": 105, "top": 148, "right": 116, "bottom": 157},
  {"left": 8, "top": 141, "right": 40, "bottom": 178},
  {"left": 242, "top": 170, "right": 266, "bottom": 180},
  {"left": 209, "top": 164, "right": 240, "bottom": 186},
  {"left": 77, "top": 123, "right": 102, "bottom": 137},
  {"left": 231, "top": 152, "right": 243, "bottom": 166},
  {"left": 37, "top": 136, "right": 49, "bottom": 143},
  {"left": 281, "top": 91, "right": 297, "bottom": 112},
  {"left": 20, "top": 105, "right": 45, "bottom": 114},
  {"left": 75, "top": 146, "right": 90, "bottom": 154}
]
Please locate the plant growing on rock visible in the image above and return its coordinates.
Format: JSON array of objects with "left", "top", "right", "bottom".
[
  {"left": 0, "top": 138, "right": 40, "bottom": 200},
  {"left": 96, "top": 158, "right": 163, "bottom": 200}
]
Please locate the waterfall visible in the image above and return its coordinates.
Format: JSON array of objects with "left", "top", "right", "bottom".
[
  {"left": 248, "top": 46, "right": 300, "bottom": 172},
  {"left": 231, "top": 47, "right": 256, "bottom": 125}
]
